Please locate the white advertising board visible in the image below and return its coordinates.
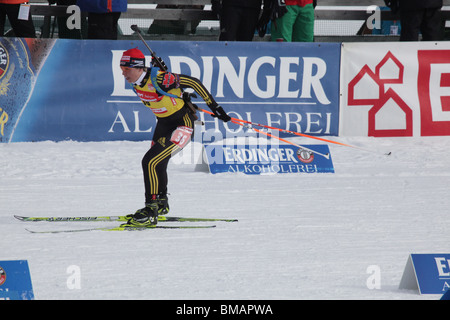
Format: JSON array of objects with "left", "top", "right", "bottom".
[{"left": 340, "top": 42, "right": 450, "bottom": 137}]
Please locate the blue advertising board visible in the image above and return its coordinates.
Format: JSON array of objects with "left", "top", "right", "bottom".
[
  {"left": 203, "top": 143, "right": 334, "bottom": 175},
  {"left": 442, "top": 288, "right": 450, "bottom": 300},
  {"left": 399, "top": 254, "right": 450, "bottom": 294},
  {"left": 3, "top": 39, "right": 341, "bottom": 143},
  {"left": 0, "top": 260, "right": 34, "bottom": 300}
]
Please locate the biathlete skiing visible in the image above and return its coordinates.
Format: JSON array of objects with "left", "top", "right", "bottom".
[{"left": 119, "top": 47, "right": 231, "bottom": 228}]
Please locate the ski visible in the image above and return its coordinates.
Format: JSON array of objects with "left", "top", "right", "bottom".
[
  {"left": 14, "top": 215, "right": 238, "bottom": 223},
  {"left": 25, "top": 224, "right": 216, "bottom": 234},
  {"left": 15, "top": 215, "right": 126, "bottom": 222}
]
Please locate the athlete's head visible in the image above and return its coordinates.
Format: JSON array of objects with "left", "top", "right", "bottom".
[
  {"left": 120, "top": 48, "right": 146, "bottom": 83},
  {"left": 120, "top": 47, "right": 145, "bottom": 68}
]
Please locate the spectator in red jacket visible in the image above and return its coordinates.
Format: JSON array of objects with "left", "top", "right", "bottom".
[
  {"left": 0, "top": 0, "right": 36, "bottom": 37},
  {"left": 77, "top": 0, "right": 127, "bottom": 39},
  {"left": 271, "top": 0, "right": 315, "bottom": 42}
]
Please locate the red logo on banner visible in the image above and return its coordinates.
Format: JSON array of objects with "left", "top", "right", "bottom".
[
  {"left": 296, "top": 148, "right": 314, "bottom": 163},
  {"left": 417, "top": 50, "right": 450, "bottom": 136},
  {"left": 368, "top": 88, "right": 413, "bottom": 137},
  {"left": 348, "top": 51, "right": 412, "bottom": 137}
]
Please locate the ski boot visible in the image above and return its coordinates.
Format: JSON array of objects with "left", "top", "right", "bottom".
[
  {"left": 123, "top": 201, "right": 158, "bottom": 228},
  {"left": 157, "top": 193, "right": 169, "bottom": 215}
]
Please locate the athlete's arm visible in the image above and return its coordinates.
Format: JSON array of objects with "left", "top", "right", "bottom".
[{"left": 156, "top": 72, "right": 231, "bottom": 122}]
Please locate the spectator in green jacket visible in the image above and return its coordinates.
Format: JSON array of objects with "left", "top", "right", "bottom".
[{"left": 270, "top": 0, "right": 315, "bottom": 42}]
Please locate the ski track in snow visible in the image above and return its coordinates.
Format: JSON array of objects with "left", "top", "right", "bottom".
[{"left": 1, "top": 137, "right": 449, "bottom": 300}]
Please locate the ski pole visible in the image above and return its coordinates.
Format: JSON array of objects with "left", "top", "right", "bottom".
[
  {"left": 197, "top": 107, "right": 348, "bottom": 146},
  {"left": 231, "top": 119, "right": 331, "bottom": 159},
  {"left": 236, "top": 117, "right": 392, "bottom": 157},
  {"left": 197, "top": 107, "right": 391, "bottom": 157}
]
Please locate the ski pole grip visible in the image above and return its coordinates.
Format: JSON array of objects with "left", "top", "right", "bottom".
[{"left": 131, "top": 24, "right": 140, "bottom": 33}]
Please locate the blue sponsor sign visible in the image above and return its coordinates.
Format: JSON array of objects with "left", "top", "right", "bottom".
[
  {"left": 399, "top": 254, "right": 450, "bottom": 294},
  {"left": 442, "top": 288, "right": 450, "bottom": 300},
  {"left": 8, "top": 39, "right": 341, "bottom": 143},
  {"left": 0, "top": 260, "right": 34, "bottom": 300},
  {"left": 203, "top": 144, "right": 334, "bottom": 175}
]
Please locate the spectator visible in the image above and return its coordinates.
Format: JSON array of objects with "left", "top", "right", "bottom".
[
  {"left": 148, "top": 5, "right": 204, "bottom": 35},
  {"left": 0, "top": 0, "right": 36, "bottom": 38},
  {"left": 77, "top": 0, "right": 127, "bottom": 40},
  {"left": 212, "top": 0, "right": 264, "bottom": 41},
  {"left": 384, "top": 0, "right": 443, "bottom": 41},
  {"left": 270, "top": 0, "right": 316, "bottom": 42}
]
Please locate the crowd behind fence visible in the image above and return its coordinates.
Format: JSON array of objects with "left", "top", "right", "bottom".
[{"left": 1, "top": 0, "right": 450, "bottom": 41}]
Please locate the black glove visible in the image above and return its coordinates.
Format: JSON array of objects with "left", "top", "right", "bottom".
[
  {"left": 151, "top": 56, "right": 167, "bottom": 71},
  {"left": 210, "top": 105, "right": 231, "bottom": 122}
]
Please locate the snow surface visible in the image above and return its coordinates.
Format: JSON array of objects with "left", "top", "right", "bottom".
[{"left": 1, "top": 136, "right": 449, "bottom": 300}]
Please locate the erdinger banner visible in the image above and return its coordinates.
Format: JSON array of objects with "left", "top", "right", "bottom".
[
  {"left": 399, "top": 254, "right": 450, "bottom": 294},
  {"left": 4, "top": 39, "right": 340, "bottom": 142},
  {"left": 340, "top": 42, "right": 450, "bottom": 137},
  {"left": 203, "top": 144, "right": 334, "bottom": 175}
]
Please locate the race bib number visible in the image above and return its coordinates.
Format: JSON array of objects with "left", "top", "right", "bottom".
[{"left": 170, "top": 126, "right": 193, "bottom": 149}]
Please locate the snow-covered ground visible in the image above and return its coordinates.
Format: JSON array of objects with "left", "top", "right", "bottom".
[{"left": 1, "top": 136, "right": 449, "bottom": 300}]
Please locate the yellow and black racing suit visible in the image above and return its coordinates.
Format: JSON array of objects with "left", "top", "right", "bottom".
[{"left": 132, "top": 68, "right": 219, "bottom": 203}]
